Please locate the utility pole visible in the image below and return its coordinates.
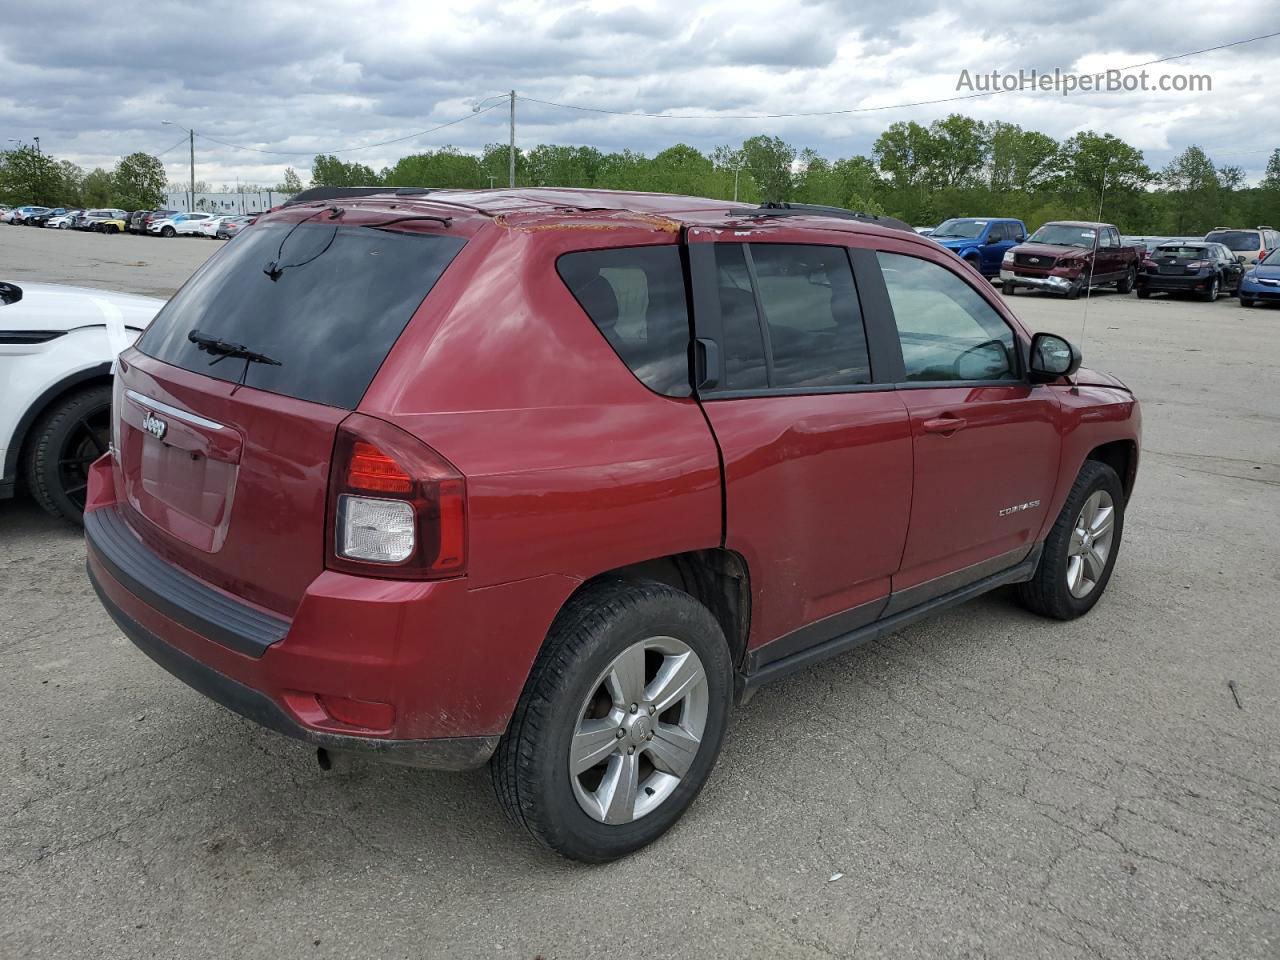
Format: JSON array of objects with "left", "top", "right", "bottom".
[
  {"left": 508, "top": 90, "right": 516, "bottom": 188},
  {"left": 33, "top": 136, "right": 40, "bottom": 155},
  {"left": 189, "top": 129, "right": 196, "bottom": 211}
]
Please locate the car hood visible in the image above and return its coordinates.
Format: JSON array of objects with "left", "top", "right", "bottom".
[
  {"left": 1071, "top": 366, "right": 1130, "bottom": 392},
  {"left": 0, "top": 282, "right": 164, "bottom": 333},
  {"left": 1013, "top": 242, "right": 1089, "bottom": 258},
  {"left": 932, "top": 235, "right": 982, "bottom": 248}
]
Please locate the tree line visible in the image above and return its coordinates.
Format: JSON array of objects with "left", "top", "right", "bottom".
[{"left": 4, "top": 114, "right": 1278, "bottom": 234}]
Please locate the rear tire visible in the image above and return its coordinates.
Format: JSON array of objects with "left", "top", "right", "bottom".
[
  {"left": 23, "top": 384, "right": 112, "bottom": 525},
  {"left": 1116, "top": 266, "right": 1136, "bottom": 294},
  {"left": 1201, "top": 277, "right": 1220, "bottom": 302},
  {"left": 1017, "top": 460, "right": 1124, "bottom": 621},
  {"left": 1137, "top": 287, "right": 1151, "bottom": 299},
  {"left": 491, "top": 579, "right": 732, "bottom": 862}
]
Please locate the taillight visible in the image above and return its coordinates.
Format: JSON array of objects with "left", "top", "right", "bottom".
[{"left": 326, "top": 413, "right": 466, "bottom": 579}]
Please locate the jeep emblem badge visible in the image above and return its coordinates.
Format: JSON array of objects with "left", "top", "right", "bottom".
[{"left": 141, "top": 412, "right": 167, "bottom": 440}]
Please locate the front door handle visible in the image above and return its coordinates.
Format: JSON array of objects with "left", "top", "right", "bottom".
[{"left": 922, "top": 416, "right": 967, "bottom": 435}]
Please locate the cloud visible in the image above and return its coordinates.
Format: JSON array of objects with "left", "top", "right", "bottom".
[{"left": 0, "top": 0, "right": 1276, "bottom": 187}]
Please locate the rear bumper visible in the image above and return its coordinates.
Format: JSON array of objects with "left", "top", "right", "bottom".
[
  {"left": 1136, "top": 274, "right": 1213, "bottom": 292},
  {"left": 88, "top": 561, "right": 498, "bottom": 769}
]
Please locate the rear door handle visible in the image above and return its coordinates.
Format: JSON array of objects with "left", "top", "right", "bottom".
[{"left": 922, "top": 416, "right": 967, "bottom": 435}]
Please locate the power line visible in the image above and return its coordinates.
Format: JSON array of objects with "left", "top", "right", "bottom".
[
  {"left": 520, "top": 29, "right": 1280, "bottom": 120},
  {"left": 154, "top": 135, "right": 191, "bottom": 158},
  {"left": 193, "top": 101, "right": 505, "bottom": 157}
]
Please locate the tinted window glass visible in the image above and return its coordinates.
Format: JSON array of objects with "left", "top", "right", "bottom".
[
  {"left": 557, "top": 245, "right": 692, "bottom": 397},
  {"left": 137, "top": 222, "right": 465, "bottom": 408},
  {"left": 713, "top": 244, "right": 769, "bottom": 390},
  {"left": 877, "top": 252, "right": 1017, "bottom": 383},
  {"left": 749, "top": 244, "right": 871, "bottom": 388}
]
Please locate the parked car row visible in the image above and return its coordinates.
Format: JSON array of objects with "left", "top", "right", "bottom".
[{"left": 2, "top": 204, "right": 256, "bottom": 238}]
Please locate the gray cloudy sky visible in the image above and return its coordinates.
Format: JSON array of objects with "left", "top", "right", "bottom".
[{"left": 2, "top": 0, "right": 1278, "bottom": 187}]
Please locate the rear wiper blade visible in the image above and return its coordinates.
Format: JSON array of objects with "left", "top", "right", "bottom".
[{"left": 188, "top": 329, "right": 282, "bottom": 366}]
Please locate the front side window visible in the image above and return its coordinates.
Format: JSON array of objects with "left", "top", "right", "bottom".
[
  {"left": 877, "top": 252, "right": 1018, "bottom": 383},
  {"left": 710, "top": 243, "right": 872, "bottom": 391},
  {"left": 557, "top": 245, "right": 692, "bottom": 397}
]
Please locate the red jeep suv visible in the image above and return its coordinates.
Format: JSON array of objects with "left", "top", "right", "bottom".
[{"left": 85, "top": 190, "right": 1141, "bottom": 862}]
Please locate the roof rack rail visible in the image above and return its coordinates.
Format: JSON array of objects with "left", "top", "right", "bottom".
[
  {"left": 282, "top": 186, "right": 399, "bottom": 206},
  {"left": 727, "top": 202, "right": 914, "bottom": 233}
]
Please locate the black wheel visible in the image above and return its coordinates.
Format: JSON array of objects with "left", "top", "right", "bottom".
[
  {"left": 1241, "top": 297, "right": 1255, "bottom": 308},
  {"left": 1066, "top": 280, "right": 1082, "bottom": 300},
  {"left": 964, "top": 255, "right": 981, "bottom": 272},
  {"left": 1116, "top": 266, "right": 1136, "bottom": 294},
  {"left": 1136, "top": 287, "right": 1152, "bottom": 299},
  {"left": 1201, "top": 276, "right": 1220, "bottom": 302},
  {"left": 1002, "top": 280, "right": 1017, "bottom": 296},
  {"left": 1017, "top": 460, "right": 1125, "bottom": 621},
  {"left": 491, "top": 579, "right": 732, "bottom": 862},
  {"left": 24, "top": 384, "right": 112, "bottom": 524},
  {"left": 161, "top": 225, "right": 175, "bottom": 237}
]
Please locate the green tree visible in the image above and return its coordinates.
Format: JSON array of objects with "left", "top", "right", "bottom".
[
  {"left": 987, "top": 123, "right": 1058, "bottom": 193},
  {"left": 112, "top": 152, "right": 166, "bottom": 208},
  {"left": 1160, "top": 145, "right": 1221, "bottom": 233},
  {"left": 81, "top": 168, "right": 116, "bottom": 206},
  {"left": 739, "top": 135, "right": 795, "bottom": 202},
  {"left": 873, "top": 121, "right": 936, "bottom": 190},
  {"left": 278, "top": 167, "right": 305, "bottom": 194},
  {"left": 0, "top": 146, "right": 63, "bottom": 205},
  {"left": 309, "top": 154, "right": 379, "bottom": 187},
  {"left": 926, "top": 114, "right": 988, "bottom": 189}
]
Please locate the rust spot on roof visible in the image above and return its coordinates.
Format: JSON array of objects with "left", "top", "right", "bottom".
[{"left": 493, "top": 211, "right": 681, "bottom": 234}]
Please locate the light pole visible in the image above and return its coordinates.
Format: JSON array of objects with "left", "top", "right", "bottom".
[
  {"left": 33, "top": 136, "right": 40, "bottom": 155},
  {"left": 162, "top": 120, "right": 195, "bottom": 210},
  {"left": 508, "top": 90, "right": 516, "bottom": 188}
]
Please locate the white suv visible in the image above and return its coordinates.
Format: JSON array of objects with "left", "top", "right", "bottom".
[
  {"left": 0, "top": 281, "right": 162, "bottom": 522},
  {"left": 150, "top": 212, "right": 214, "bottom": 237}
]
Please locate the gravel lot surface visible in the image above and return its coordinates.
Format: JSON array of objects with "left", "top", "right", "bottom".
[{"left": 3, "top": 224, "right": 1278, "bottom": 959}]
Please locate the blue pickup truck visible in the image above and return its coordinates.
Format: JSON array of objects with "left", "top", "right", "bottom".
[{"left": 928, "top": 217, "right": 1027, "bottom": 278}]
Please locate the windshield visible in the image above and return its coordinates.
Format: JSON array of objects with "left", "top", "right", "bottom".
[
  {"left": 931, "top": 219, "right": 987, "bottom": 239},
  {"left": 1028, "top": 224, "right": 1097, "bottom": 248},
  {"left": 137, "top": 221, "right": 465, "bottom": 408},
  {"left": 1205, "top": 230, "right": 1261, "bottom": 252}
]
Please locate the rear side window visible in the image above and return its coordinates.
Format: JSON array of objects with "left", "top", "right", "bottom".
[
  {"left": 137, "top": 223, "right": 465, "bottom": 409},
  {"left": 557, "top": 245, "right": 692, "bottom": 397},
  {"left": 712, "top": 243, "right": 871, "bottom": 391}
]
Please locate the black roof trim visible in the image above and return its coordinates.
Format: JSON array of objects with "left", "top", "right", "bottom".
[{"left": 728, "top": 202, "right": 914, "bottom": 233}]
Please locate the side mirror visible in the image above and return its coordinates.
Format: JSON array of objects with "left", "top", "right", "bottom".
[
  {"left": 1235, "top": 255, "right": 1247, "bottom": 264},
  {"left": 985, "top": 235, "right": 1000, "bottom": 245},
  {"left": 1028, "top": 332, "right": 1081, "bottom": 383}
]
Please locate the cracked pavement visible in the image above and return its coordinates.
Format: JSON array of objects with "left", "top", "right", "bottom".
[{"left": 2, "top": 228, "right": 1278, "bottom": 958}]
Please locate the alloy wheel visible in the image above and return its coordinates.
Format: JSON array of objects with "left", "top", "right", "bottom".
[
  {"left": 1066, "top": 490, "right": 1116, "bottom": 599},
  {"left": 57, "top": 404, "right": 110, "bottom": 511},
  {"left": 569, "top": 636, "right": 709, "bottom": 825}
]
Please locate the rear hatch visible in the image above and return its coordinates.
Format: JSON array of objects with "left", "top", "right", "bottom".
[{"left": 112, "top": 212, "right": 466, "bottom": 616}]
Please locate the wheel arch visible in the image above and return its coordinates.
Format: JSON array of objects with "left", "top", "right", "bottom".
[
  {"left": 1086, "top": 439, "right": 1138, "bottom": 502},
  {"left": 3, "top": 363, "right": 112, "bottom": 493},
  {"left": 567, "top": 548, "right": 752, "bottom": 670}
]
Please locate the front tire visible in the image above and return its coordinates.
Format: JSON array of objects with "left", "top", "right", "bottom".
[
  {"left": 1017, "top": 460, "right": 1124, "bottom": 620},
  {"left": 1241, "top": 296, "right": 1255, "bottom": 308},
  {"left": 161, "top": 225, "right": 175, "bottom": 237},
  {"left": 23, "top": 384, "right": 112, "bottom": 525},
  {"left": 491, "top": 579, "right": 732, "bottom": 862},
  {"left": 1002, "top": 280, "right": 1017, "bottom": 296}
]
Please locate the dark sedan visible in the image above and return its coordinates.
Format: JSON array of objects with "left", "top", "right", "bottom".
[
  {"left": 215, "top": 215, "right": 252, "bottom": 239},
  {"left": 1136, "top": 242, "right": 1244, "bottom": 301}
]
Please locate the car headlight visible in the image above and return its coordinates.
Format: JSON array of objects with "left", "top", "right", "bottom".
[{"left": 1002, "top": 251, "right": 1014, "bottom": 263}]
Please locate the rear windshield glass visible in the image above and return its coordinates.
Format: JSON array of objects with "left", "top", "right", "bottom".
[
  {"left": 1205, "top": 230, "right": 1260, "bottom": 252},
  {"left": 137, "top": 222, "right": 465, "bottom": 408}
]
